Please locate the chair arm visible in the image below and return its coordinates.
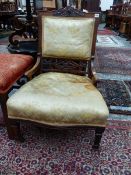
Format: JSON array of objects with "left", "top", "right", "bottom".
[
  {"left": 91, "top": 59, "right": 99, "bottom": 86},
  {"left": 25, "top": 56, "right": 41, "bottom": 80}
]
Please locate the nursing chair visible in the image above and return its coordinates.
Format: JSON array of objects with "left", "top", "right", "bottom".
[{"left": 7, "top": 8, "right": 109, "bottom": 149}]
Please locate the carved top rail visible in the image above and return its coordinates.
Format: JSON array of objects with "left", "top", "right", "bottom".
[{"left": 53, "top": 6, "right": 85, "bottom": 16}]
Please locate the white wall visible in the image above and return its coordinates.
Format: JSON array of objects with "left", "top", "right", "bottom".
[
  {"left": 100, "top": 0, "right": 114, "bottom": 11},
  {"left": 18, "top": 0, "right": 26, "bottom": 7}
]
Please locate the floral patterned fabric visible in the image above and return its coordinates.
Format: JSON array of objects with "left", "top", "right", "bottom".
[
  {"left": 0, "top": 54, "right": 33, "bottom": 94},
  {"left": 7, "top": 72, "right": 109, "bottom": 126},
  {"left": 42, "top": 17, "right": 95, "bottom": 60}
]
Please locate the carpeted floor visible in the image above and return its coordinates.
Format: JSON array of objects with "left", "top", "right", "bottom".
[
  {"left": 0, "top": 31, "right": 12, "bottom": 45},
  {"left": 0, "top": 120, "right": 130, "bottom": 174},
  {"left": 0, "top": 31, "right": 13, "bottom": 39},
  {"left": 97, "top": 29, "right": 116, "bottom": 35},
  {"left": 0, "top": 45, "right": 9, "bottom": 53},
  {"left": 0, "top": 38, "right": 9, "bottom": 45},
  {"left": 94, "top": 47, "right": 131, "bottom": 76},
  {"left": 96, "top": 35, "right": 125, "bottom": 47},
  {"left": 98, "top": 80, "right": 131, "bottom": 107},
  {"left": 97, "top": 80, "right": 131, "bottom": 115},
  {"left": 125, "top": 81, "right": 131, "bottom": 92}
]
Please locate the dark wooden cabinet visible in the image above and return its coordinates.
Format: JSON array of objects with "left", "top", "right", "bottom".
[
  {"left": 82, "top": 0, "right": 101, "bottom": 12},
  {"left": 0, "top": 0, "right": 17, "bottom": 29}
]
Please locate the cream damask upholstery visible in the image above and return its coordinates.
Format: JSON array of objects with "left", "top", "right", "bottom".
[
  {"left": 42, "top": 16, "right": 95, "bottom": 60},
  {"left": 7, "top": 72, "right": 109, "bottom": 127}
]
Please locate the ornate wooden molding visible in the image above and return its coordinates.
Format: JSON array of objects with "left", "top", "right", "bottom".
[
  {"left": 8, "top": 18, "right": 38, "bottom": 47},
  {"left": 53, "top": 6, "right": 85, "bottom": 16},
  {"left": 42, "top": 58, "right": 87, "bottom": 75}
]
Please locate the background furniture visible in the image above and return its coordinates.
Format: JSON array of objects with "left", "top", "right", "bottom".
[
  {"left": 35, "top": 0, "right": 101, "bottom": 11},
  {"left": 7, "top": 0, "right": 72, "bottom": 55},
  {"left": 119, "top": 5, "right": 131, "bottom": 38},
  {"left": 6, "top": 7, "right": 109, "bottom": 149},
  {"left": 0, "top": 0, "right": 17, "bottom": 30},
  {"left": 81, "top": 0, "right": 101, "bottom": 12},
  {"left": 105, "top": 2, "right": 131, "bottom": 39},
  {"left": 8, "top": 0, "right": 38, "bottom": 56}
]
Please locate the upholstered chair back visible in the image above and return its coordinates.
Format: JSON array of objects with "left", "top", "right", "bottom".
[
  {"left": 38, "top": 8, "right": 99, "bottom": 76},
  {"left": 41, "top": 16, "right": 95, "bottom": 60}
]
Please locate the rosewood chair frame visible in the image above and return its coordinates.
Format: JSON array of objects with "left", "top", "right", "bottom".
[{"left": 7, "top": 7, "right": 105, "bottom": 149}]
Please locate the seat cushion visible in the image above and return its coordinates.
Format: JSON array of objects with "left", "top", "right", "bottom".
[
  {"left": 7, "top": 72, "right": 109, "bottom": 127},
  {"left": 0, "top": 53, "right": 33, "bottom": 94}
]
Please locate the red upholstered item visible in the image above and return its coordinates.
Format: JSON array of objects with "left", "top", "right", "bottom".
[{"left": 0, "top": 54, "right": 33, "bottom": 94}]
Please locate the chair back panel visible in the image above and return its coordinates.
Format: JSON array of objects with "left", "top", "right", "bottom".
[
  {"left": 38, "top": 8, "right": 99, "bottom": 76},
  {"left": 41, "top": 16, "right": 95, "bottom": 60}
]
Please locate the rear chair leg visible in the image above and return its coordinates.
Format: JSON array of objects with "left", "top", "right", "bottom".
[
  {"left": 0, "top": 93, "right": 8, "bottom": 126},
  {"left": 92, "top": 127, "right": 105, "bottom": 149},
  {"left": 9, "top": 121, "right": 25, "bottom": 142},
  {"left": 0, "top": 93, "right": 15, "bottom": 139}
]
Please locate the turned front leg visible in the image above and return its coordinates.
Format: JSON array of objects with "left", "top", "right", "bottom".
[{"left": 92, "top": 127, "right": 105, "bottom": 149}]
